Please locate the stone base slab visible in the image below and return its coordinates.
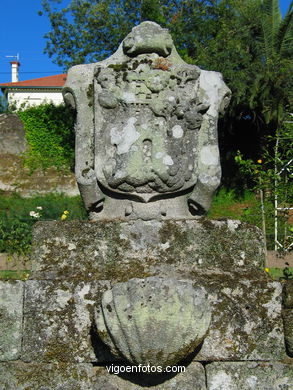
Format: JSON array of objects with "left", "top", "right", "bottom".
[
  {"left": 22, "top": 280, "right": 110, "bottom": 363},
  {"left": 2, "top": 362, "right": 292, "bottom": 390},
  {"left": 206, "top": 362, "right": 293, "bottom": 390},
  {"left": 30, "top": 219, "right": 266, "bottom": 281},
  {"left": 0, "top": 362, "right": 93, "bottom": 390},
  {"left": 92, "top": 362, "right": 206, "bottom": 390}
]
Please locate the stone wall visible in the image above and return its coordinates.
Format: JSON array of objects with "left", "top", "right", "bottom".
[
  {"left": 0, "top": 219, "right": 292, "bottom": 389},
  {"left": 0, "top": 113, "right": 78, "bottom": 196},
  {"left": 0, "top": 114, "right": 27, "bottom": 155}
]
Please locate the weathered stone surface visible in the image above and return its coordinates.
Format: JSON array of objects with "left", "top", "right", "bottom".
[
  {"left": 30, "top": 219, "right": 265, "bottom": 281},
  {"left": 206, "top": 362, "right": 293, "bottom": 390},
  {"left": 92, "top": 362, "right": 206, "bottom": 390},
  {"left": 26, "top": 220, "right": 284, "bottom": 362},
  {"left": 0, "top": 362, "right": 93, "bottom": 390},
  {"left": 23, "top": 271, "right": 284, "bottom": 362},
  {"left": 22, "top": 280, "right": 110, "bottom": 363},
  {"left": 282, "top": 309, "right": 293, "bottom": 357},
  {"left": 0, "top": 281, "right": 24, "bottom": 361},
  {"left": 283, "top": 280, "right": 293, "bottom": 308},
  {"left": 195, "top": 277, "right": 284, "bottom": 361},
  {"left": 95, "top": 277, "right": 211, "bottom": 366},
  {"left": 64, "top": 22, "right": 231, "bottom": 219},
  {"left": 0, "top": 113, "right": 27, "bottom": 155}
]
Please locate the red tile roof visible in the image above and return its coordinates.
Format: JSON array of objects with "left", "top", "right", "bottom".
[{"left": 0, "top": 74, "right": 67, "bottom": 88}]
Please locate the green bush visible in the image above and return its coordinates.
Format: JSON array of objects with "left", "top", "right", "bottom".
[
  {"left": 0, "top": 192, "right": 87, "bottom": 255},
  {"left": 0, "top": 218, "right": 32, "bottom": 257},
  {"left": 208, "top": 188, "right": 256, "bottom": 219},
  {"left": 208, "top": 187, "right": 290, "bottom": 250},
  {"left": 18, "top": 103, "right": 75, "bottom": 171}
]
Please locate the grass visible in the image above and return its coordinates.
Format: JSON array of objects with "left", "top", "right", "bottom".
[
  {"left": 208, "top": 188, "right": 257, "bottom": 219},
  {"left": 0, "top": 270, "right": 30, "bottom": 280},
  {"left": 0, "top": 191, "right": 87, "bottom": 222},
  {"left": 209, "top": 188, "right": 291, "bottom": 251},
  {"left": 267, "top": 267, "right": 293, "bottom": 280}
]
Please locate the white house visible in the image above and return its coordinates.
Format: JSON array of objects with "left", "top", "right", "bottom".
[{"left": 0, "top": 61, "right": 66, "bottom": 109}]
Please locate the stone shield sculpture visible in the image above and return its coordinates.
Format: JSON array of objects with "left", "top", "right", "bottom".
[
  {"left": 63, "top": 21, "right": 231, "bottom": 220},
  {"left": 95, "top": 277, "right": 211, "bottom": 367}
]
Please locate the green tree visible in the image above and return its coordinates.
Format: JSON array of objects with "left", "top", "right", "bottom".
[
  {"left": 40, "top": 0, "right": 168, "bottom": 68},
  {"left": 39, "top": 0, "right": 221, "bottom": 68},
  {"left": 188, "top": 0, "right": 293, "bottom": 186},
  {"left": 249, "top": 0, "right": 293, "bottom": 130},
  {"left": 40, "top": 0, "right": 292, "bottom": 186}
]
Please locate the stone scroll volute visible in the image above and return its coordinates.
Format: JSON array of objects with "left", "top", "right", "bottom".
[{"left": 63, "top": 22, "right": 231, "bottom": 220}]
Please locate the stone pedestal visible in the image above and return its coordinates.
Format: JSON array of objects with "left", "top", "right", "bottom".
[{"left": 0, "top": 219, "right": 292, "bottom": 389}]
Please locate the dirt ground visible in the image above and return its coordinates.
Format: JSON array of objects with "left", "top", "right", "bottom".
[
  {"left": 267, "top": 250, "right": 293, "bottom": 268},
  {"left": 0, "top": 253, "right": 30, "bottom": 270}
]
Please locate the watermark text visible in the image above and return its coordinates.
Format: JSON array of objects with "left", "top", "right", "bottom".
[{"left": 106, "top": 364, "right": 186, "bottom": 375}]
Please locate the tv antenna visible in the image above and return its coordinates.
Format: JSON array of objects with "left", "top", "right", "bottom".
[{"left": 5, "top": 53, "right": 20, "bottom": 62}]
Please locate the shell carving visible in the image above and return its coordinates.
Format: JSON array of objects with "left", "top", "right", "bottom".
[{"left": 95, "top": 277, "right": 211, "bottom": 367}]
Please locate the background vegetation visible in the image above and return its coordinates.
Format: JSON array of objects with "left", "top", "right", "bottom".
[
  {"left": 38, "top": 0, "right": 293, "bottom": 187},
  {"left": 0, "top": 192, "right": 86, "bottom": 256},
  {"left": 0, "top": 0, "right": 292, "bottom": 264},
  {"left": 18, "top": 103, "right": 75, "bottom": 172}
]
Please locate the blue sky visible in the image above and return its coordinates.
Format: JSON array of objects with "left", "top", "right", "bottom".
[
  {"left": 0, "top": 0, "right": 291, "bottom": 86},
  {"left": 0, "top": 0, "right": 69, "bottom": 85}
]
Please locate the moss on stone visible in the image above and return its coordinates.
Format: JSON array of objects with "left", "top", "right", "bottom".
[
  {"left": 86, "top": 83, "right": 94, "bottom": 107},
  {"left": 14, "top": 362, "right": 91, "bottom": 389},
  {"left": 108, "top": 63, "right": 128, "bottom": 72}
]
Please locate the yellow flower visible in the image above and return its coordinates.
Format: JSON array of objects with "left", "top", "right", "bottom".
[
  {"left": 60, "top": 210, "right": 69, "bottom": 220},
  {"left": 257, "top": 159, "right": 262, "bottom": 164},
  {"left": 264, "top": 267, "right": 269, "bottom": 273},
  {"left": 60, "top": 211, "right": 69, "bottom": 220}
]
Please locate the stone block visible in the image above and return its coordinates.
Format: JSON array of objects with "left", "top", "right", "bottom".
[
  {"left": 283, "top": 309, "right": 293, "bottom": 357},
  {"left": 0, "top": 113, "right": 27, "bottom": 155},
  {"left": 96, "top": 277, "right": 211, "bottom": 367},
  {"left": 24, "top": 220, "right": 282, "bottom": 364},
  {"left": 92, "top": 362, "right": 206, "bottom": 390},
  {"left": 30, "top": 219, "right": 265, "bottom": 281},
  {"left": 195, "top": 277, "right": 284, "bottom": 361},
  {"left": 0, "top": 281, "right": 24, "bottom": 361},
  {"left": 206, "top": 362, "right": 293, "bottom": 390},
  {"left": 21, "top": 275, "right": 284, "bottom": 363},
  {"left": 0, "top": 362, "right": 93, "bottom": 390},
  {"left": 22, "top": 280, "right": 110, "bottom": 363}
]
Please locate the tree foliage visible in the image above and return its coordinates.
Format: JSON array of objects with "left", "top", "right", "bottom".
[
  {"left": 40, "top": 0, "right": 293, "bottom": 186},
  {"left": 41, "top": 0, "right": 292, "bottom": 113},
  {"left": 40, "top": 0, "right": 165, "bottom": 68},
  {"left": 249, "top": 0, "right": 293, "bottom": 128},
  {"left": 40, "top": 0, "right": 229, "bottom": 68}
]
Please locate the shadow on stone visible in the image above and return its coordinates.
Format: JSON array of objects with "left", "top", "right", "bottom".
[
  {"left": 90, "top": 321, "right": 204, "bottom": 387},
  {"left": 90, "top": 322, "right": 121, "bottom": 362}
]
